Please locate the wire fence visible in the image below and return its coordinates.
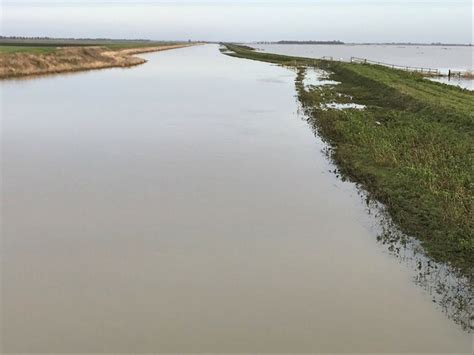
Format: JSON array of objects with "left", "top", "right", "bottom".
[
  {"left": 308, "top": 56, "right": 468, "bottom": 78},
  {"left": 349, "top": 57, "right": 440, "bottom": 75}
]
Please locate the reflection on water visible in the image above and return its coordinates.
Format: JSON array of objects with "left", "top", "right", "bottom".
[
  {"left": 1, "top": 44, "right": 472, "bottom": 353},
  {"left": 297, "top": 68, "right": 472, "bottom": 330},
  {"left": 364, "top": 193, "right": 473, "bottom": 331}
]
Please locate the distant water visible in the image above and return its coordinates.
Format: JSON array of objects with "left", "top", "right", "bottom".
[
  {"left": 252, "top": 44, "right": 474, "bottom": 90},
  {"left": 252, "top": 44, "right": 473, "bottom": 73},
  {"left": 430, "top": 76, "right": 474, "bottom": 90}
]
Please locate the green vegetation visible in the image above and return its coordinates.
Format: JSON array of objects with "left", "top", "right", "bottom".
[
  {"left": 0, "top": 40, "right": 184, "bottom": 54},
  {"left": 103, "top": 42, "right": 181, "bottom": 50},
  {"left": 0, "top": 40, "right": 192, "bottom": 78},
  {"left": 0, "top": 45, "right": 59, "bottom": 54},
  {"left": 224, "top": 44, "right": 474, "bottom": 275}
]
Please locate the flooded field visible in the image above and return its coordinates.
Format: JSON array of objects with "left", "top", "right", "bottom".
[
  {"left": 431, "top": 76, "right": 474, "bottom": 90},
  {"left": 252, "top": 44, "right": 473, "bottom": 73},
  {"left": 1, "top": 44, "right": 472, "bottom": 353},
  {"left": 253, "top": 43, "right": 474, "bottom": 90}
]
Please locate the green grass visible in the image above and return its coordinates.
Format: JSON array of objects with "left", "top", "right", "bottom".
[
  {"left": 224, "top": 44, "right": 474, "bottom": 276},
  {"left": 0, "top": 41, "right": 184, "bottom": 54},
  {"left": 103, "top": 42, "right": 182, "bottom": 50},
  {"left": 0, "top": 45, "right": 59, "bottom": 54}
]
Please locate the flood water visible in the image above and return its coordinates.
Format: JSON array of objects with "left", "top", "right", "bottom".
[
  {"left": 253, "top": 44, "right": 474, "bottom": 73},
  {"left": 253, "top": 44, "right": 474, "bottom": 90},
  {"left": 1, "top": 44, "right": 472, "bottom": 353}
]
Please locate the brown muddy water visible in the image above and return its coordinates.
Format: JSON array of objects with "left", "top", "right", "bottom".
[{"left": 1, "top": 44, "right": 472, "bottom": 353}]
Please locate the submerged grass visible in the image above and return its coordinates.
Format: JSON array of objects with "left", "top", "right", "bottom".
[{"left": 224, "top": 44, "right": 473, "bottom": 276}]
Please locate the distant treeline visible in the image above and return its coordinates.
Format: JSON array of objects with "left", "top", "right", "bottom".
[
  {"left": 0, "top": 36, "right": 153, "bottom": 42},
  {"left": 358, "top": 42, "right": 472, "bottom": 46},
  {"left": 253, "top": 40, "right": 472, "bottom": 46},
  {"left": 0, "top": 36, "right": 193, "bottom": 48}
]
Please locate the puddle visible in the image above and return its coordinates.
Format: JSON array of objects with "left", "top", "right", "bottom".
[
  {"left": 301, "top": 68, "right": 365, "bottom": 110},
  {"left": 302, "top": 68, "right": 340, "bottom": 89},
  {"left": 321, "top": 102, "right": 366, "bottom": 110}
]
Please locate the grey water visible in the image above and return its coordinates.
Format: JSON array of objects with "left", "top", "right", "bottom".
[
  {"left": 253, "top": 43, "right": 474, "bottom": 90},
  {"left": 1, "top": 44, "right": 472, "bottom": 353}
]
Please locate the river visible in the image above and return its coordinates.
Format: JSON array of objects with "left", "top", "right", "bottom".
[{"left": 1, "top": 44, "right": 471, "bottom": 353}]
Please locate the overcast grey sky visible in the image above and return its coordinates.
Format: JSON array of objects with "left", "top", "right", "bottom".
[{"left": 1, "top": 0, "right": 473, "bottom": 43}]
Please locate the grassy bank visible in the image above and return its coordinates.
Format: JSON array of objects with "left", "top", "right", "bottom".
[
  {"left": 0, "top": 41, "right": 193, "bottom": 78},
  {"left": 223, "top": 44, "right": 473, "bottom": 276}
]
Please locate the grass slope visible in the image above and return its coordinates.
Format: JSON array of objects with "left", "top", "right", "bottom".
[
  {"left": 0, "top": 42, "right": 191, "bottom": 78},
  {"left": 224, "top": 44, "right": 474, "bottom": 276}
]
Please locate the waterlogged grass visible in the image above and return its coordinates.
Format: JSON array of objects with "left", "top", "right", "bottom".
[{"left": 224, "top": 44, "right": 474, "bottom": 275}]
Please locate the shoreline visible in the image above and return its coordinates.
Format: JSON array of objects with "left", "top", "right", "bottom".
[
  {"left": 222, "top": 44, "right": 474, "bottom": 279},
  {"left": 0, "top": 44, "right": 193, "bottom": 79},
  {"left": 249, "top": 45, "right": 474, "bottom": 79}
]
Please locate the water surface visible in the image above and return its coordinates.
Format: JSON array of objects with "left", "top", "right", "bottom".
[
  {"left": 1, "top": 44, "right": 471, "bottom": 353},
  {"left": 253, "top": 44, "right": 473, "bottom": 72},
  {"left": 253, "top": 44, "right": 474, "bottom": 90}
]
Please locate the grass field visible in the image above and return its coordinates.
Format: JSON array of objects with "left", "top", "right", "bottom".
[
  {"left": 0, "top": 40, "right": 185, "bottom": 54},
  {"left": 223, "top": 44, "right": 474, "bottom": 276},
  {"left": 0, "top": 45, "right": 59, "bottom": 54}
]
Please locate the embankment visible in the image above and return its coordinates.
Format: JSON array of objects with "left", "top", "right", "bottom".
[
  {"left": 223, "top": 44, "right": 474, "bottom": 277},
  {"left": 0, "top": 44, "right": 191, "bottom": 79}
]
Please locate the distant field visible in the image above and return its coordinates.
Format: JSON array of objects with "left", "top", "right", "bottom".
[
  {"left": 0, "top": 39, "right": 187, "bottom": 54},
  {"left": 0, "top": 45, "right": 59, "bottom": 54},
  {"left": 0, "top": 41, "right": 193, "bottom": 78}
]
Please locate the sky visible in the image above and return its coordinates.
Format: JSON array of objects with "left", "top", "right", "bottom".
[{"left": 1, "top": 0, "right": 473, "bottom": 43}]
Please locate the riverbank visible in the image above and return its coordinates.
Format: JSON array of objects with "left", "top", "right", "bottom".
[
  {"left": 4, "top": 43, "right": 471, "bottom": 350},
  {"left": 223, "top": 44, "right": 473, "bottom": 277},
  {"left": 0, "top": 44, "right": 192, "bottom": 79}
]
